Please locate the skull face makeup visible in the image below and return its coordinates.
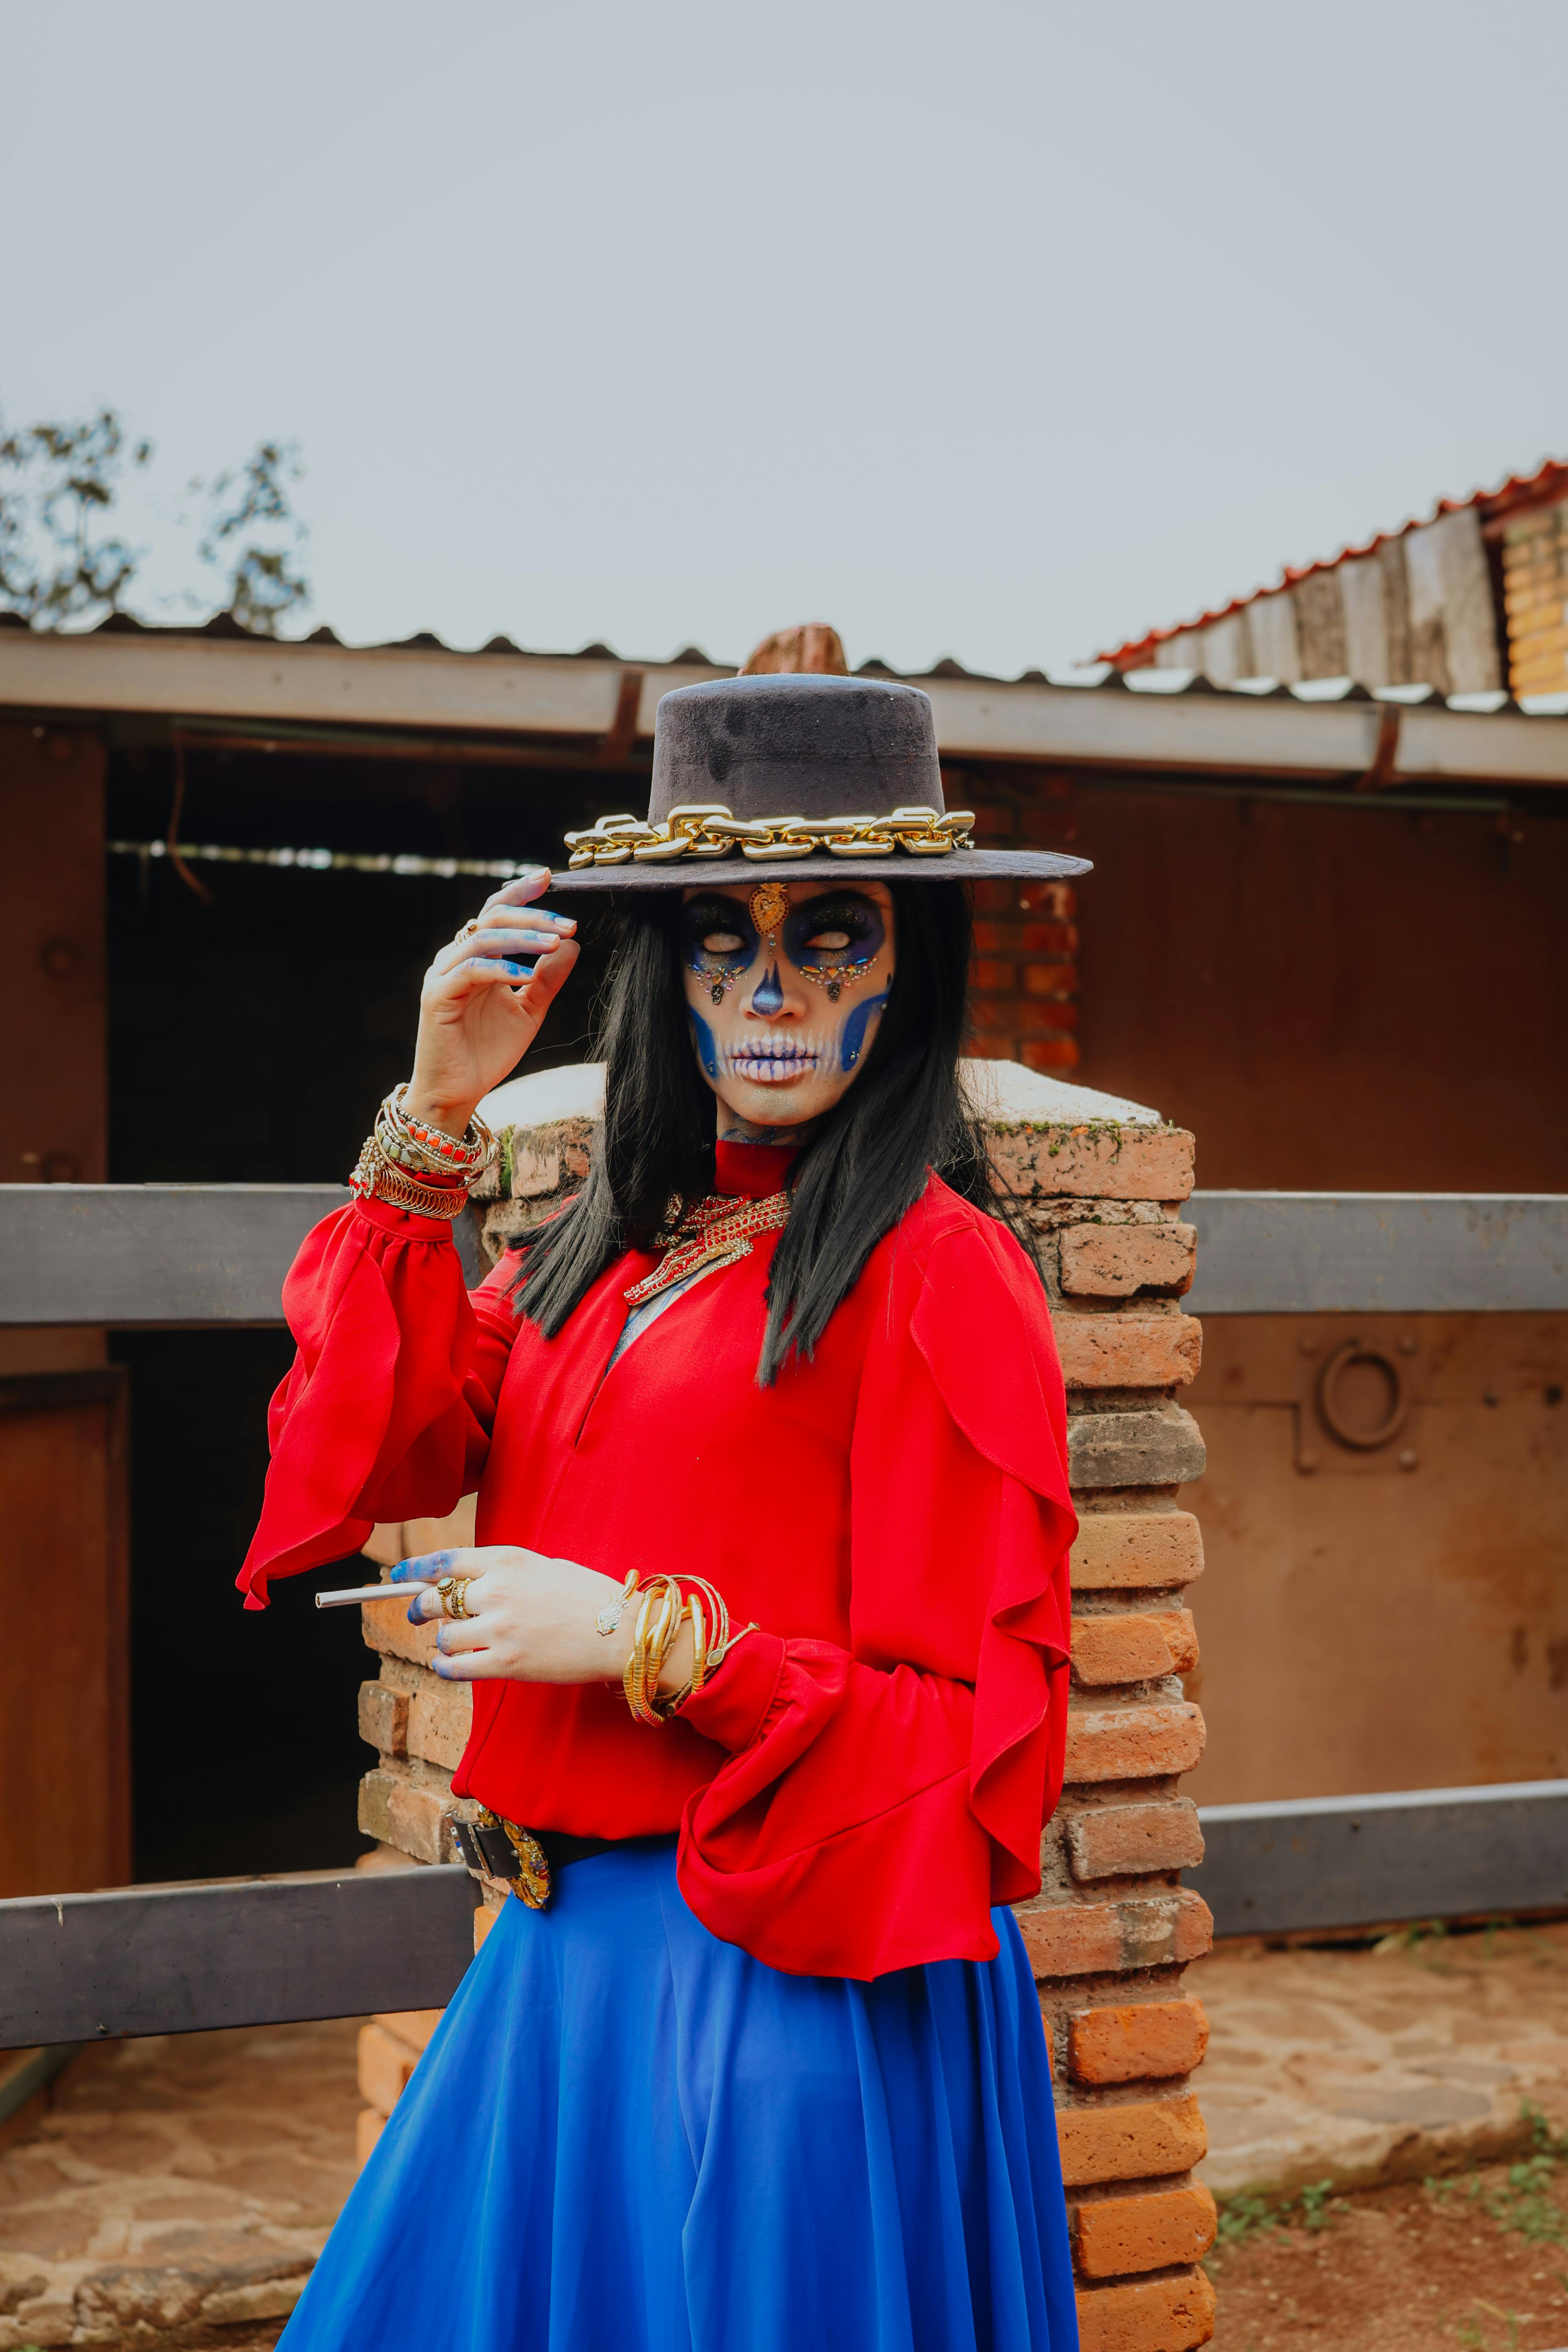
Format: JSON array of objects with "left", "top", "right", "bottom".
[{"left": 680, "top": 879, "right": 896, "bottom": 1135}]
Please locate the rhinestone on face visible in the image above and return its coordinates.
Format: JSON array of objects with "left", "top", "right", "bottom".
[{"left": 749, "top": 881, "right": 790, "bottom": 943}]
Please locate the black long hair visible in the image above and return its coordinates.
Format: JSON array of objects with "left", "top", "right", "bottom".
[{"left": 512, "top": 879, "right": 1040, "bottom": 1384}]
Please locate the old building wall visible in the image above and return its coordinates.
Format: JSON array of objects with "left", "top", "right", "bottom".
[{"left": 1071, "top": 782, "right": 1568, "bottom": 1192}]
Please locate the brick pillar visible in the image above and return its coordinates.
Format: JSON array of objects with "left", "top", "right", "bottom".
[
  {"left": 963, "top": 770, "right": 1080, "bottom": 1075},
  {"left": 991, "top": 1114, "right": 1213, "bottom": 2351},
  {"left": 353, "top": 1076, "right": 1215, "bottom": 2352}
]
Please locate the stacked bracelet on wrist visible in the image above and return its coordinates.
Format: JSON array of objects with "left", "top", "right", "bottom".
[
  {"left": 618, "top": 1574, "right": 753, "bottom": 1726},
  {"left": 349, "top": 1083, "right": 496, "bottom": 1221}
]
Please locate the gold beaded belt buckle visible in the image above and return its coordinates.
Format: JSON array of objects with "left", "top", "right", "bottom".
[{"left": 563, "top": 802, "right": 975, "bottom": 870}]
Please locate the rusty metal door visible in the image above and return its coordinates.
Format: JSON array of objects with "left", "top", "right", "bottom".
[{"left": 1181, "top": 1309, "right": 1568, "bottom": 1802}]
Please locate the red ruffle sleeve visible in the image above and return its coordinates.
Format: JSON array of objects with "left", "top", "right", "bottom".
[
  {"left": 675, "top": 1208, "right": 1076, "bottom": 1979},
  {"left": 236, "top": 1199, "right": 515, "bottom": 1609}
]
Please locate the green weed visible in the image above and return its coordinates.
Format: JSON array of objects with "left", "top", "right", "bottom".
[
  {"left": 1453, "top": 2300, "right": 1522, "bottom": 2351},
  {"left": 1425, "top": 2103, "right": 1568, "bottom": 2246},
  {"left": 1207, "top": 2177, "right": 1346, "bottom": 2271},
  {"left": 1373, "top": 1918, "right": 1449, "bottom": 1957}
]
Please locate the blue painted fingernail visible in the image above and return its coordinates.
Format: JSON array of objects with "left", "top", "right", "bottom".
[{"left": 406, "top": 1600, "right": 422, "bottom": 1624}]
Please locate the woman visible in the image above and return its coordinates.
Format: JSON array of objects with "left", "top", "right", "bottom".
[{"left": 241, "top": 675, "right": 1091, "bottom": 2351}]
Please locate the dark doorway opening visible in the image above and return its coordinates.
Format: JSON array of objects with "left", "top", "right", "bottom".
[{"left": 105, "top": 738, "right": 619, "bottom": 1879}]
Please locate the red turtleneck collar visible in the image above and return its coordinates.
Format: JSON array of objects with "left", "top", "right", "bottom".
[{"left": 713, "top": 1138, "right": 800, "bottom": 1199}]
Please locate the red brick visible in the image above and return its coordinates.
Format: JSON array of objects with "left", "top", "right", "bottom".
[
  {"left": 987, "top": 1126, "right": 1194, "bottom": 1203},
  {"left": 1054, "top": 1313, "right": 1201, "bottom": 1391},
  {"left": 1149, "top": 1608, "right": 1199, "bottom": 1674},
  {"left": 971, "top": 998, "right": 1079, "bottom": 1036},
  {"left": 1072, "top": 2185, "right": 1217, "bottom": 2279},
  {"left": 357, "top": 1767, "right": 457, "bottom": 1865},
  {"left": 1056, "top": 2090, "right": 1208, "bottom": 2187},
  {"left": 1064, "top": 1799, "right": 1205, "bottom": 1881},
  {"left": 1020, "top": 881, "right": 1076, "bottom": 918},
  {"left": 969, "top": 803, "right": 1020, "bottom": 836},
  {"left": 1070, "top": 1615, "right": 1176, "bottom": 1686},
  {"left": 1064, "top": 1701, "right": 1205, "bottom": 1782},
  {"left": 373, "top": 2008, "right": 444, "bottom": 2055},
  {"left": 1068, "top": 2000, "right": 1210, "bottom": 2086},
  {"left": 1070, "top": 1512, "right": 1203, "bottom": 1591},
  {"left": 357, "top": 1679, "right": 407, "bottom": 1757},
  {"left": 1023, "top": 961, "right": 1078, "bottom": 997},
  {"left": 1075, "top": 2267, "right": 1217, "bottom": 2352},
  {"left": 1023, "top": 920, "right": 1078, "bottom": 954},
  {"left": 359, "top": 1600, "right": 442, "bottom": 1669},
  {"left": 357, "top": 2021, "right": 418, "bottom": 2113},
  {"left": 1060, "top": 1223, "right": 1196, "bottom": 1298},
  {"left": 971, "top": 958, "right": 1018, "bottom": 993},
  {"left": 406, "top": 1673, "right": 472, "bottom": 1771},
  {"left": 1017, "top": 1902, "right": 1120, "bottom": 1975},
  {"left": 1021, "top": 803, "right": 1077, "bottom": 843},
  {"left": 1014, "top": 1888, "right": 1211, "bottom": 1977},
  {"left": 967, "top": 1039, "right": 1020, "bottom": 1062},
  {"left": 1023, "top": 1039, "right": 1080, "bottom": 1072},
  {"left": 971, "top": 878, "right": 1020, "bottom": 913},
  {"left": 971, "top": 920, "right": 1022, "bottom": 953}
]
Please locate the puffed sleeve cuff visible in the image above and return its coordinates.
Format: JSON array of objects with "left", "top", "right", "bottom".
[
  {"left": 237, "top": 1195, "right": 483, "bottom": 1610},
  {"left": 677, "top": 1628, "right": 787, "bottom": 1752}
]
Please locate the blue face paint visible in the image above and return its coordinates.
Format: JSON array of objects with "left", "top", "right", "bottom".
[
  {"left": 687, "top": 1002, "right": 722, "bottom": 1080},
  {"left": 751, "top": 961, "right": 785, "bottom": 1016},
  {"left": 682, "top": 896, "right": 758, "bottom": 1006},
  {"left": 840, "top": 986, "right": 890, "bottom": 1072},
  {"left": 784, "top": 893, "right": 884, "bottom": 969}
]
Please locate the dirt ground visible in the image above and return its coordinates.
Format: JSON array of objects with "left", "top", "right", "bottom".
[{"left": 1209, "top": 2157, "right": 1568, "bottom": 2351}]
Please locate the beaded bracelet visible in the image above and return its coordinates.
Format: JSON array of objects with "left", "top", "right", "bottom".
[
  {"left": 350, "top": 1133, "right": 469, "bottom": 1220},
  {"left": 375, "top": 1084, "right": 496, "bottom": 1183}
]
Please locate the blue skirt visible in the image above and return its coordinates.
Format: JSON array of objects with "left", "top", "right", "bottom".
[{"left": 282, "top": 1841, "right": 1078, "bottom": 2352}]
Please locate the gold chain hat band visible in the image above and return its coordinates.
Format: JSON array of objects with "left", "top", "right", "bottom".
[{"left": 563, "top": 802, "right": 976, "bottom": 871}]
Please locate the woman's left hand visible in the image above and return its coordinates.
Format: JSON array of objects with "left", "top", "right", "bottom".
[{"left": 390, "top": 1547, "right": 678, "bottom": 1688}]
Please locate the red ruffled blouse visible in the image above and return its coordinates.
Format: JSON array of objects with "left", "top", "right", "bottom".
[{"left": 240, "top": 1141, "right": 1076, "bottom": 1980}]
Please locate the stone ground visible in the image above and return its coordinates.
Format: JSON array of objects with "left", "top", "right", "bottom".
[
  {"left": 1191, "top": 1919, "right": 1568, "bottom": 2199},
  {"left": 3, "top": 1922, "right": 1568, "bottom": 2348},
  {"left": 0, "top": 2022, "right": 358, "bottom": 2350}
]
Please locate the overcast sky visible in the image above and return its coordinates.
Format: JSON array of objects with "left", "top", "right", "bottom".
[{"left": 4, "top": 0, "right": 1564, "bottom": 675}]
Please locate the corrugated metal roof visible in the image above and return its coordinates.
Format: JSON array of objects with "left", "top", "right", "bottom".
[
  {"left": 4, "top": 603, "right": 1565, "bottom": 719},
  {"left": 1097, "top": 456, "right": 1568, "bottom": 672}
]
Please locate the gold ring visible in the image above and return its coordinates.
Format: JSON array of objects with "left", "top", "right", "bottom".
[
  {"left": 436, "top": 1574, "right": 473, "bottom": 1619},
  {"left": 452, "top": 918, "right": 481, "bottom": 948}
]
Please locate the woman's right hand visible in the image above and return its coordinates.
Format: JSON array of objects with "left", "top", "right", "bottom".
[{"left": 403, "top": 869, "right": 579, "bottom": 1136}]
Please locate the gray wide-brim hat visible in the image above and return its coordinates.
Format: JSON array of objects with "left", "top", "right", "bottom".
[{"left": 550, "top": 674, "right": 1090, "bottom": 890}]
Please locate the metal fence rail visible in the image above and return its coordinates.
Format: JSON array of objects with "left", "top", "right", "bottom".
[
  {"left": 5, "top": 1782, "right": 1568, "bottom": 2048},
  {"left": 1196, "top": 1779, "right": 1568, "bottom": 1939},
  {"left": 2, "top": 1184, "right": 1565, "bottom": 1323},
  {"left": 0, "top": 1868, "right": 478, "bottom": 2051},
  {"left": 0, "top": 1184, "right": 483, "bottom": 1321},
  {"left": 1183, "top": 1191, "right": 1568, "bottom": 1314}
]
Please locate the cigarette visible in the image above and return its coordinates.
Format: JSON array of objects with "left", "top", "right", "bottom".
[{"left": 314, "top": 1581, "right": 434, "bottom": 1609}]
